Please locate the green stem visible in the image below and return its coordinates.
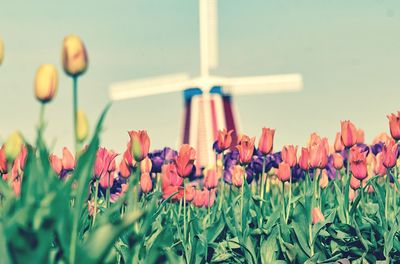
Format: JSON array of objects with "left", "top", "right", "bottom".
[
  {"left": 183, "top": 179, "right": 187, "bottom": 242},
  {"left": 92, "top": 179, "right": 99, "bottom": 226},
  {"left": 282, "top": 181, "right": 286, "bottom": 221},
  {"left": 260, "top": 155, "right": 266, "bottom": 213},
  {"left": 385, "top": 172, "right": 390, "bottom": 221},
  {"left": 344, "top": 148, "right": 351, "bottom": 224},
  {"left": 241, "top": 173, "right": 245, "bottom": 219},
  {"left": 285, "top": 170, "right": 292, "bottom": 224},
  {"left": 309, "top": 223, "right": 314, "bottom": 256},
  {"left": 72, "top": 76, "right": 79, "bottom": 154},
  {"left": 394, "top": 167, "right": 398, "bottom": 215}
]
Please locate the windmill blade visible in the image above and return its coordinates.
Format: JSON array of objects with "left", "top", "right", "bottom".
[
  {"left": 109, "top": 73, "right": 193, "bottom": 100},
  {"left": 222, "top": 74, "right": 303, "bottom": 95},
  {"left": 208, "top": 0, "right": 218, "bottom": 69}
]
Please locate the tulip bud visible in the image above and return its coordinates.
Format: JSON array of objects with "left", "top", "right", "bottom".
[
  {"left": 350, "top": 176, "right": 361, "bottom": 190},
  {"left": 387, "top": 112, "right": 400, "bottom": 141},
  {"left": 0, "top": 147, "right": 7, "bottom": 174},
  {"left": 258, "top": 128, "right": 275, "bottom": 155},
  {"left": 76, "top": 109, "right": 89, "bottom": 143},
  {"left": 281, "top": 145, "right": 297, "bottom": 167},
  {"left": 128, "top": 130, "right": 151, "bottom": 162},
  {"left": 204, "top": 167, "right": 218, "bottom": 189},
  {"left": 232, "top": 165, "right": 245, "bottom": 187},
  {"left": 356, "top": 129, "right": 365, "bottom": 144},
  {"left": 333, "top": 153, "right": 344, "bottom": 170},
  {"left": 49, "top": 154, "right": 63, "bottom": 175},
  {"left": 0, "top": 37, "right": 4, "bottom": 65},
  {"left": 349, "top": 147, "right": 368, "bottom": 180},
  {"left": 62, "top": 35, "right": 88, "bottom": 77},
  {"left": 62, "top": 147, "right": 75, "bottom": 171},
  {"left": 203, "top": 189, "right": 216, "bottom": 208},
  {"left": 299, "top": 147, "right": 309, "bottom": 171},
  {"left": 140, "top": 172, "right": 153, "bottom": 193},
  {"left": 34, "top": 64, "right": 58, "bottom": 103},
  {"left": 340, "top": 121, "right": 358, "bottom": 148},
  {"left": 185, "top": 186, "right": 195, "bottom": 202},
  {"left": 373, "top": 153, "right": 386, "bottom": 176},
  {"left": 140, "top": 156, "right": 152, "bottom": 174},
  {"left": 312, "top": 207, "right": 325, "bottom": 224},
  {"left": 174, "top": 144, "right": 196, "bottom": 178},
  {"left": 216, "top": 129, "right": 233, "bottom": 152},
  {"left": 193, "top": 189, "right": 206, "bottom": 207},
  {"left": 349, "top": 188, "right": 356, "bottom": 202},
  {"left": 334, "top": 132, "right": 344, "bottom": 152},
  {"left": 236, "top": 135, "right": 255, "bottom": 164},
  {"left": 319, "top": 170, "right": 329, "bottom": 189},
  {"left": 4, "top": 131, "right": 24, "bottom": 161},
  {"left": 277, "top": 162, "right": 291, "bottom": 182}
]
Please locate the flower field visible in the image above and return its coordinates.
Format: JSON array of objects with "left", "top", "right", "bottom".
[{"left": 1, "top": 36, "right": 400, "bottom": 264}]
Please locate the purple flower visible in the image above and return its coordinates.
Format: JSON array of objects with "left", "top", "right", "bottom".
[{"left": 149, "top": 149, "right": 164, "bottom": 173}]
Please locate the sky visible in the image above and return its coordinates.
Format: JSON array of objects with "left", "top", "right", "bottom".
[{"left": 0, "top": 0, "right": 400, "bottom": 154}]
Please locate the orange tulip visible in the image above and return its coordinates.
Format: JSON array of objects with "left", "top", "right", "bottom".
[
  {"left": 333, "top": 153, "right": 344, "bottom": 170},
  {"left": 232, "top": 165, "right": 245, "bottom": 187},
  {"left": 299, "top": 147, "right": 309, "bottom": 171},
  {"left": 119, "top": 147, "right": 135, "bottom": 178},
  {"left": 193, "top": 189, "right": 206, "bottom": 208},
  {"left": 185, "top": 186, "right": 196, "bottom": 202},
  {"left": 387, "top": 112, "right": 400, "bottom": 140},
  {"left": 281, "top": 145, "right": 297, "bottom": 167},
  {"left": 334, "top": 132, "right": 344, "bottom": 152},
  {"left": 340, "top": 121, "right": 358, "bottom": 148},
  {"left": 373, "top": 153, "right": 386, "bottom": 176},
  {"left": 49, "top": 154, "right": 63, "bottom": 175},
  {"left": 319, "top": 170, "right": 329, "bottom": 189},
  {"left": 0, "top": 147, "right": 7, "bottom": 174},
  {"left": 350, "top": 176, "right": 361, "bottom": 190},
  {"left": 216, "top": 129, "right": 233, "bottom": 152},
  {"left": 258, "top": 127, "right": 275, "bottom": 155},
  {"left": 62, "top": 147, "right": 75, "bottom": 171},
  {"left": 308, "top": 133, "right": 321, "bottom": 149},
  {"left": 140, "top": 172, "right": 153, "bottom": 193},
  {"left": 356, "top": 129, "right": 365, "bottom": 144},
  {"left": 349, "top": 147, "right": 368, "bottom": 180},
  {"left": 309, "top": 139, "right": 328, "bottom": 169},
  {"left": 312, "top": 208, "right": 325, "bottom": 224},
  {"left": 236, "top": 135, "right": 255, "bottom": 164},
  {"left": 203, "top": 189, "right": 216, "bottom": 208},
  {"left": 204, "top": 167, "right": 218, "bottom": 189},
  {"left": 162, "top": 163, "right": 183, "bottom": 187},
  {"left": 140, "top": 156, "right": 152, "bottom": 174},
  {"left": 175, "top": 144, "right": 196, "bottom": 178},
  {"left": 382, "top": 139, "right": 398, "bottom": 169},
  {"left": 277, "top": 162, "right": 291, "bottom": 182},
  {"left": 128, "top": 130, "right": 150, "bottom": 162}
]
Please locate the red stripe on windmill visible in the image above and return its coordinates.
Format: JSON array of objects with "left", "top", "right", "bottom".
[{"left": 109, "top": 0, "right": 303, "bottom": 169}]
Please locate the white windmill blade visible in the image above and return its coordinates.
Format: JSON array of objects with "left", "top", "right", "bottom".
[
  {"left": 109, "top": 73, "right": 193, "bottom": 100},
  {"left": 208, "top": 0, "right": 218, "bottom": 69},
  {"left": 221, "top": 73, "right": 303, "bottom": 95}
]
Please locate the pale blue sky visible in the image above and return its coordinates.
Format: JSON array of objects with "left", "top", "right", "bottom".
[{"left": 1, "top": 1, "right": 400, "bottom": 153}]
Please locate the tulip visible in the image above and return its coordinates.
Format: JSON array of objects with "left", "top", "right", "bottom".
[
  {"left": 281, "top": 145, "right": 297, "bottom": 167},
  {"left": 0, "top": 147, "right": 7, "bottom": 174},
  {"left": 174, "top": 144, "right": 196, "bottom": 178},
  {"left": 94, "top": 147, "right": 118, "bottom": 180},
  {"left": 204, "top": 167, "right": 218, "bottom": 189},
  {"left": 12, "top": 177, "right": 22, "bottom": 197},
  {"left": 319, "top": 170, "right": 329, "bottom": 189},
  {"left": 382, "top": 140, "right": 398, "bottom": 169},
  {"left": 34, "top": 64, "right": 58, "bottom": 104},
  {"left": 299, "top": 147, "right": 309, "bottom": 171},
  {"left": 311, "top": 208, "right": 325, "bottom": 224},
  {"left": 99, "top": 171, "right": 115, "bottom": 189},
  {"left": 62, "top": 35, "right": 88, "bottom": 77},
  {"left": 4, "top": 131, "right": 24, "bottom": 161},
  {"left": 349, "top": 188, "right": 356, "bottom": 202},
  {"left": 334, "top": 132, "right": 345, "bottom": 152},
  {"left": 216, "top": 129, "right": 233, "bottom": 152},
  {"left": 140, "top": 173, "right": 153, "bottom": 193},
  {"left": 309, "top": 139, "right": 328, "bottom": 169},
  {"left": 0, "top": 37, "right": 4, "bottom": 65},
  {"left": 62, "top": 147, "right": 75, "bottom": 171},
  {"left": 140, "top": 156, "right": 152, "bottom": 174},
  {"left": 128, "top": 130, "right": 151, "bottom": 162},
  {"left": 333, "top": 153, "right": 344, "bottom": 170},
  {"left": 308, "top": 133, "right": 321, "bottom": 149},
  {"left": 349, "top": 147, "right": 368, "bottom": 180},
  {"left": 185, "top": 186, "right": 196, "bottom": 202},
  {"left": 340, "top": 121, "right": 358, "bottom": 148},
  {"left": 162, "top": 163, "right": 183, "bottom": 187},
  {"left": 76, "top": 109, "right": 89, "bottom": 143},
  {"left": 258, "top": 128, "right": 275, "bottom": 155},
  {"left": 387, "top": 112, "right": 400, "bottom": 140},
  {"left": 373, "top": 153, "right": 386, "bottom": 176},
  {"left": 119, "top": 147, "right": 135, "bottom": 178},
  {"left": 232, "top": 165, "right": 245, "bottom": 187},
  {"left": 277, "top": 162, "right": 291, "bottom": 182},
  {"left": 356, "top": 129, "right": 365, "bottom": 144},
  {"left": 203, "top": 189, "right": 216, "bottom": 208},
  {"left": 236, "top": 135, "right": 255, "bottom": 164},
  {"left": 350, "top": 176, "right": 361, "bottom": 190},
  {"left": 193, "top": 189, "right": 206, "bottom": 208},
  {"left": 49, "top": 154, "right": 63, "bottom": 175}
]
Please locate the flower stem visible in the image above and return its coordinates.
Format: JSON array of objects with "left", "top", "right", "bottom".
[
  {"left": 72, "top": 76, "right": 79, "bottom": 154},
  {"left": 286, "top": 171, "right": 292, "bottom": 224},
  {"left": 183, "top": 179, "right": 187, "bottom": 242},
  {"left": 92, "top": 179, "right": 99, "bottom": 226},
  {"left": 260, "top": 155, "right": 266, "bottom": 212}
]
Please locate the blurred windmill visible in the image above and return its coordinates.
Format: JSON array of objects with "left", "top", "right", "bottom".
[{"left": 109, "top": 0, "right": 303, "bottom": 169}]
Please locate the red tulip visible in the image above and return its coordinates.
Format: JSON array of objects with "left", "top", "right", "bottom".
[
  {"left": 356, "top": 129, "right": 365, "bottom": 144},
  {"left": 299, "top": 147, "right": 309, "bottom": 171},
  {"left": 140, "top": 172, "right": 152, "bottom": 193},
  {"left": 258, "top": 128, "right": 275, "bottom": 155},
  {"left": 334, "top": 132, "right": 344, "bottom": 152},
  {"left": 185, "top": 186, "right": 196, "bottom": 202},
  {"left": 0, "top": 146, "right": 8, "bottom": 174},
  {"left": 99, "top": 171, "right": 115, "bottom": 189},
  {"left": 49, "top": 154, "right": 63, "bottom": 175},
  {"left": 308, "top": 139, "right": 328, "bottom": 169},
  {"left": 281, "top": 145, "right": 297, "bottom": 167},
  {"left": 340, "top": 121, "right": 358, "bottom": 148},
  {"left": 174, "top": 144, "right": 196, "bottom": 178},
  {"left": 119, "top": 147, "right": 135, "bottom": 178},
  {"left": 333, "top": 153, "right": 344, "bottom": 170},
  {"left": 204, "top": 167, "right": 218, "bottom": 189},
  {"left": 12, "top": 177, "right": 22, "bottom": 197},
  {"left": 312, "top": 208, "right": 325, "bottom": 224},
  {"left": 236, "top": 135, "right": 255, "bottom": 164},
  {"left": 203, "top": 189, "right": 216, "bottom": 208},
  {"left": 128, "top": 130, "right": 150, "bottom": 162},
  {"left": 162, "top": 163, "right": 183, "bottom": 188},
  {"left": 193, "top": 189, "right": 206, "bottom": 208},
  {"left": 216, "top": 129, "right": 233, "bottom": 152},
  {"left": 94, "top": 147, "right": 118, "bottom": 189},
  {"left": 382, "top": 139, "right": 398, "bottom": 169},
  {"left": 373, "top": 153, "right": 386, "bottom": 176},
  {"left": 387, "top": 112, "right": 400, "bottom": 140},
  {"left": 232, "top": 165, "right": 245, "bottom": 187},
  {"left": 277, "top": 162, "right": 291, "bottom": 182},
  {"left": 62, "top": 147, "right": 75, "bottom": 171},
  {"left": 141, "top": 156, "right": 152, "bottom": 174},
  {"left": 349, "top": 147, "right": 368, "bottom": 180},
  {"left": 350, "top": 176, "right": 361, "bottom": 190}
]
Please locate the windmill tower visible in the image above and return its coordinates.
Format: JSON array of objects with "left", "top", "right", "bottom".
[{"left": 109, "top": 0, "right": 303, "bottom": 169}]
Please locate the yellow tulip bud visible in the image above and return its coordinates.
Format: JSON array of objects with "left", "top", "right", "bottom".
[
  {"left": 0, "top": 38, "right": 4, "bottom": 65},
  {"left": 4, "top": 131, "right": 24, "bottom": 160},
  {"left": 76, "top": 110, "right": 89, "bottom": 142},
  {"left": 34, "top": 64, "right": 58, "bottom": 103},
  {"left": 62, "top": 35, "right": 88, "bottom": 77}
]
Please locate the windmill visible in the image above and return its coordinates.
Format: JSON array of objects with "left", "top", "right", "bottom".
[{"left": 109, "top": 0, "right": 303, "bottom": 169}]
